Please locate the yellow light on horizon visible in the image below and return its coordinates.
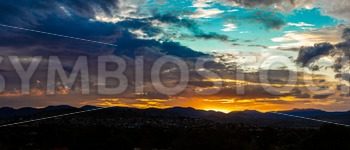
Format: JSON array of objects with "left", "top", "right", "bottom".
[{"left": 203, "top": 108, "right": 232, "bottom": 113}]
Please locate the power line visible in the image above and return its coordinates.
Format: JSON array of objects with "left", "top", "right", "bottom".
[
  {"left": 0, "top": 108, "right": 349, "bottom": 128},
  {"left": 0, "top": 106, "right": 111, "bottom": 128},
  {"left": 0, "top": 23, "right": 118, "bottom": 47},
  {"left": 269, "top": 111, "right": 350, "bottom": 127}
]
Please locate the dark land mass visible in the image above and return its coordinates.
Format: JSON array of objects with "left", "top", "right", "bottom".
[{"left": 0, "top": 106, "right": 349, "bottom": 150}]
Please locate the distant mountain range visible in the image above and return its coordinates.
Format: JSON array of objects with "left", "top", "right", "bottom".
[{"left": 0, "top": 106, "right": 349, "bottom": 128}]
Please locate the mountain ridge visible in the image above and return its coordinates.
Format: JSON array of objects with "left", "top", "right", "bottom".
[
  {"left": 1, "top": 105, "right": 347, "bottom": 113},
  {"left": 0, "top": 105, "right": 349, "bottom": 128}
]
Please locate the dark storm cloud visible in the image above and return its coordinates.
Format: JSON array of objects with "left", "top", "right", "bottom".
[
  {"left": 317, "top": 0, "right": 350, "bottom": 22},
  {"left": 179, "top": 33, "right": 238, "bottom": 43},
  {"left": 59, "top": 0, "right": 118, "bottom": 17},
  {"left": 192, "top": 32, "right": 233, "bottom": 42},
  {"left": 221, "top": 0, "right": 314, "bottom": 11},
  {"left": 342, "top": 28, "right": 350, "bottom": 41},
  {"left": 0, "top": 0, "right": 121, "bottom": 56},
  {"left": 247, "top": 11, "right": 286, "bottom": 30},
  {"left": 0, "top": 16, "right": 119, "bottom": 56},
  {"left": 296, "top": 43, "right": 334, "bottom": 66},
  {"left": 296, "top": 27, "right": 350, "bottom": 80},
  {"left": 247, "top": 44, "right": 268, "bottom": 49},
  {"left": 0, "top": 0, "right": 206, "bottom": 59},
  {"left": 154, "top": 15, "right": 197, "bottom": 31},
  {"left": 0, "top": 0, "right": 210, "bottom": 96},
  {"left": 113, "top": 30, "right": 205, "bottom": 58},
  {"left": 0, "top": 0, "right": 119, "bottom": 26},
  {"left": 313, "top": 93, "right": 332, "bottom": 99},
  {"left": 223, "top": 9, "right": 286, "bottom": 30},
  {"left": 154, "top": 15, "right": 237, "bottom": 42},
  {"left": 225, "top": 0, "right": 287, "bottom": 8},
  {"left": 295, "top": 28, "right": 350, "bottom": 66}
]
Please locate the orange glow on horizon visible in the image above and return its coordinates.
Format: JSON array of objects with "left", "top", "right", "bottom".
[{"left": 95, "top": 95, "right": 337, "bottom": 113}]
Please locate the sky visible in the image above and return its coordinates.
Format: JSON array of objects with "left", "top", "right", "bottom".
[{"left": 0, "top": 0, "right": 350, "bottom": 112}]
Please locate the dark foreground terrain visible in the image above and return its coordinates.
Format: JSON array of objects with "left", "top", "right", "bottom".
[{"left": 0, "top": 106, "right": 349, "bottom": 150}]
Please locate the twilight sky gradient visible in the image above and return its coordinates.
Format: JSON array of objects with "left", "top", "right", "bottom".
[{"left": 0, "top": 0, "right": 350, "bottom": 112}]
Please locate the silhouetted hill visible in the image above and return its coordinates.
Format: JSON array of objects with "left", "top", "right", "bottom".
[
  {"left": 0, "top": 106, "right": 350, "bottom": 150},
  {"left": 280, "top": 109, "right": 327, "bottom": 116},
  {"left": 0, "top": 106, "right": 349, "bottom": 128}
]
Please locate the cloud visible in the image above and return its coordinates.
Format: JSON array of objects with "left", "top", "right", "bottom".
[
  {"left": 193, "top": 0, "right": 315, "bottom": 15},
  {"left": 342, "top": 28, "right": 350, "bottom": 41},
  {"left": 245, "top": 11, "right": 286, "bottom": 29},
  {"left": 0, "top": 0, "right": 210, "bottom": 96},
  {"left": 154, "top": 15, "right": 237, "bottom": 42},
  {"left": 190, "top": 8, "right": 224, "bottom": 18},
  {"left": 287, "top": 22, "right": 315, "bottom": 27},
  {"left": 295, "top": 27, "right": 350, "bottom": 76},
  {"left": 181, "top": 32, "right": 237, "bottom": 42},
  {"left": 271, "top": 26, "right": 345, "bottom": 50},
  {"left": 221, "top": 23, "right": 237, "bottom": 32},
  {"left": 192, "top": 0, "right": 213, "bottom": 8},
  {"left": 92, "top": 0, "right": 149, "bottom": 23},
  {"left": 220, "top": 0, "right": 315, "bottom": 11},
  {"left": 316, "top": 0, "right": 350, "bottom": 22},
  {"left": 113, "top": 30, "right": 206, "bottom": 58},
  {"left": 0, "top": 0, "right": 347, "bottom": 111},
  {"left": 0, "top": 0, "right": 208, "bottom": 59},
  {"left": 0, "top": 0, "right": 122, "bottom": 26},
  {"left": 296, "top": 43, "right": 334, "bottom": 66}
]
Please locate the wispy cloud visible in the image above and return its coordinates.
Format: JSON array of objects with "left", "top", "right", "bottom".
[
  {"left": 271, "top": 26, "right": 345, "bottom": 50},
  {"left": 190, "top": 8, "right": 224, "bottom": 18},
  {"left": 287, "top": 22, "right": 315, "bottom": 27},
  {"left": 221, "top": 23, "right": 237, "bottom": 32}
]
